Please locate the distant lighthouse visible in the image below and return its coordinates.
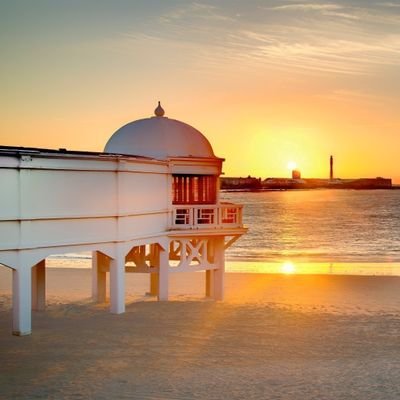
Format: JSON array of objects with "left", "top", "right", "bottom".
[{"left": 330, "top": 155, "right": 334, "bottom": 180}]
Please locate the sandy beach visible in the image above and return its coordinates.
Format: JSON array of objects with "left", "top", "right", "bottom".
[{"left": 2, "top": 267, "right": 400, "bottom": 399}]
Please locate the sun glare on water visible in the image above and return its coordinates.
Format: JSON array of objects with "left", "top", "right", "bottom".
[{"left": 282, "top": 261, "right": 296, "bottom": 274}]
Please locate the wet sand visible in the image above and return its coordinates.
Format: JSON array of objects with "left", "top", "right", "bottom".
[{"left": 1, "top": 268, "right": 400, "bottom": 399}]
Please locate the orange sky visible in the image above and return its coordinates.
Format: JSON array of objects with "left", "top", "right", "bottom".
[{"left": 1, "top": 1, "right": 400, "bottom": 182}]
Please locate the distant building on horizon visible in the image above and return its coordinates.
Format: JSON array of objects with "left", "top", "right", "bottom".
[
  {"left": 262, "top": 177, "right": 392, "bottom": 190},
  {"left": 220, "top": 175, "right": 262, "bottom": 190},
  {"left": 292, "top": 169, "right": 301, "bottom": 179}
]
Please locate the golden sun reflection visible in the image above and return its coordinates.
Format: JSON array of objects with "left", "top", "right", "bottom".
[{"left": 281, "top": 261, "right": 296, "bottom": 274}]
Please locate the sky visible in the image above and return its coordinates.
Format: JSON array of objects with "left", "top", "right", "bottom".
[{"left": 1, "top": 0, "right": 400, "bottom": 181}]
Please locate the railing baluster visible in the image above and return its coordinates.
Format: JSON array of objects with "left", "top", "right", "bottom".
[{"left": 171, "top": 204, "right": 242, "bottom": 229}]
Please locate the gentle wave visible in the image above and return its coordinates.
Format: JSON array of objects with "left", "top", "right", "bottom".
[{"left": 222, "top": 190, "right": 400, "bottom": 264}]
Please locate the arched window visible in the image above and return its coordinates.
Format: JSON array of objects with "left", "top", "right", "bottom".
[{"left": 172, "top": 175, "right": 217, "bottom": 205}]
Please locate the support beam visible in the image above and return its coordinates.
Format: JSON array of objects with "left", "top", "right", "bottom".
[
  {"left": 92, "top": 251, "right": 108, "bottom": 303},
  {"left": 205, "top": 269, "right": 214, "bottom": 297},
  {"left": 213, "top": 237, "right": 225, "bottom": 301},
  {"left": 150, "top": 273, "right": 159, "bottom": 296},
  {"left": 12, "top": 267, "right": 32, "bottom": 336},
  {"left": 149, "top": 244, "right": 159, "bottom": 296},
  {"left": 158, "top": 246, "right": 169, "bottom": 301},
  {"left": 206, "top": 238, "right": 215, "bottom": 298},
  {"left": 110, "top": 252, "right": 125, "bottom": 314},
  {"left": 32, "top": 260, "right": 46, "bottom": 311}
]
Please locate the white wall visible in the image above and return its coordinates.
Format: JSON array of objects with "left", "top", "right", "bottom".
[
  {"left": 119, "top": 172, "right": 168, "bottom": 214},
  {"left": 20, "top": 170, "right": 118, "bottom": 218},
  {"left": 0, "top": 169, "right": 19, "bottom": 219},
  {"left": 0, "top": 154, "right": 169, "bottom": 254}
]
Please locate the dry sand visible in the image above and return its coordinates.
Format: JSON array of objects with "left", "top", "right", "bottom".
[{"left": 1, "top": 267, "right": 400, "bottom": 399}]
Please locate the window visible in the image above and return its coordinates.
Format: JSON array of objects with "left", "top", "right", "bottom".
[{"left": 172, "top": 175, "right": 217, "bottom": 204}]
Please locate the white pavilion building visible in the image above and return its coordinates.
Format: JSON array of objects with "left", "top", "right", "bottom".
[{"left": 0, "top": 103, "right": 246, "bottom": 336}]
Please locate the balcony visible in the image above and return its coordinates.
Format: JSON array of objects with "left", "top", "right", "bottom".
[{"left": 171, "top": 202, "right": 243, "bottom": 229}]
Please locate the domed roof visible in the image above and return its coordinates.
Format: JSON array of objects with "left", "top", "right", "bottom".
[{"left": 104, "top": 103, "right": 215, "bottom": 159}]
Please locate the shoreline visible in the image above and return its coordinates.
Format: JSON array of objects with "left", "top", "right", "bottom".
[
  {"left": 2, "top": 267, "right": 400, "bottom": 313},
  {"left": 6, "top": 258, "right": 400, "bottom": 276}
]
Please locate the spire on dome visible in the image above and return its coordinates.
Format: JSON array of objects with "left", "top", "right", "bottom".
[{"left": 154, "top": 101, "right": 165, "bottom": 117}]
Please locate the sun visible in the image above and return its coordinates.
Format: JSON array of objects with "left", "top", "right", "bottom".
[
  {"left": 281, "top": 261, "right": 296, "bottom": 274},
  {"left": 287, "top": 161, "right": 297, "bottom": 170}
]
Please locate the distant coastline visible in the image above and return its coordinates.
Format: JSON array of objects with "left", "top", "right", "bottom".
[{"left": 221, "top": 176, "right": 394, "bottom": 191}]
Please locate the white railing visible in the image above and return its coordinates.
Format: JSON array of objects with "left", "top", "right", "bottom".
[{"left": 171, "top": 202, "right": 243, "bottom": 229}]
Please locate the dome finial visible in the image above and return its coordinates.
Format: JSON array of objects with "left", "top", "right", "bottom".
[{"left": 154, "top": 101, "right": 165, "bottom": 117}]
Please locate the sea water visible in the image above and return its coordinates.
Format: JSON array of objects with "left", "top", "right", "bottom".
[
  {"left": 47, "top": 190, "right": 400, "bottom": 275},
  {"left": 222, "top": 189, "right": 400, "bottom": 275},
  {"left": 223, "top": 190, "right": 400, "bottom": 263}
]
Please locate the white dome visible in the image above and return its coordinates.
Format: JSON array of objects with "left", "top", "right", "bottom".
[{"left": 104, "top": 104, "right": 215, "bottom": 159}]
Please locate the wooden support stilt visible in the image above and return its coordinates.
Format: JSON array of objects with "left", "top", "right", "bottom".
[
  {"left": 92, "top": 251, "right": 108, "bottom": 303},
  {"left": 158, "top": 247, "right": 169, "bottom": 301},
  {"left": 150, "top": 273, "right": 159, "bottom": 296},
  {"left": 149, "top": 244, "right": 159, "bottom": 296},
  {"left": 205, "top": 269, "right": 213, "bottom": 297},
  {"left": 32, "top": 260, "right": 46, "bottom": 311},
  {"left": 213, "top": 237, "right": 225, "bottom": 301}
]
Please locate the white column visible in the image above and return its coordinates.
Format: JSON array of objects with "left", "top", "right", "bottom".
[
  {"left": 110, "top": 252, "right": 125, "bottom": 314},
  {"left": 158, "top": 246, "right": 169, "bottom": 301},
  {"left": 213, "top": 237, "right": 225, "bottom": 301},
  {"left": 92, "top": 251, "right": 108, "bottom": 303},
  {"left": 12, "top": 266, "right": 32, "bottom": 336},
  {"left": 32, "top": 260, "right": 46, "bottom": 311}
]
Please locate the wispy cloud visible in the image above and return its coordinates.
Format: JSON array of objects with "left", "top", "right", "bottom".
[
  {"left": 159, "top": 2, "right": 236, "bottom": 23},
  {"left": 99, "top": 1, "right": 400, "bottom": 77},
  {"left": 322, "top": 10, "right": 360, "bottom": 20},
  {"left": 377, "top": 2, "right": 400, "bottom": 7},
  {"left": 268, "top": 3, "right": 361, "bottom": 20},
  {"left": 271, "top": 3, "right": 343, "bottom": 11},
  {"left": 231, "top": 26, "right": 400, "bottom": 74}
]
